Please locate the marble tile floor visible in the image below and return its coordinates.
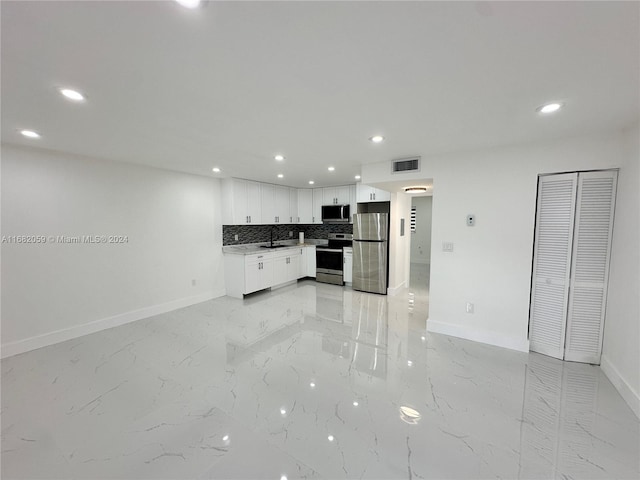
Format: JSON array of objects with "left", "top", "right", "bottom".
[{"left": 2, "top": 274, "right": 638, "bottom": 479}]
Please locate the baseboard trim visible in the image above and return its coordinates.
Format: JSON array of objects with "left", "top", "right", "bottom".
[
  {"left": 387, "top": 281, "right": 407, "bottom": 296},
  {"left": 427, "top": 319, "right": 530, "bottom": 353},
  {"left": 600, "top": 354, "right": 640, "bottom": 419},
  {"left": 1, "top": 289, "right": 226, "bottom": 359}
]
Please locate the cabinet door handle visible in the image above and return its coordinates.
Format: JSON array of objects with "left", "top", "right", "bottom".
[
  {"left": 290, "top": 216, "right": 292, "bottom": 223},
  {"left": 312, "top": 216, "right": 315, "bottom": 223},
  {"left": 298, "top": 217, "right": 300, "bottom": 223},
  {"left": 249, "top": 216, "right": 251, "bottom": 223}
]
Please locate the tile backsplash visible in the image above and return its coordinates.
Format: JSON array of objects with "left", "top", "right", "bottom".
[{"left": 222, "top": 223, "right": 353, "bottom": 245}]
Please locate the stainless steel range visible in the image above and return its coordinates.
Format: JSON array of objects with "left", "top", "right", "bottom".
[{"left": 316, "top": 233, "right": 353, "bottom": 285}]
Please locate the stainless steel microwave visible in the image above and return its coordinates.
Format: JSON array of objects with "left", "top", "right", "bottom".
[{"left": 321, "top": 204, "right": 350, "bottom": 223}]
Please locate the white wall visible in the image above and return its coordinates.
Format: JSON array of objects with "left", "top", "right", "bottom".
[
  {"left": 601, "top": 124, "right": 640, "bottom": 417},
  {"left": 1, "top": 144, "right": 225, "bottom": 357},
  {"left": 362, "top": 127, "right": 639, "bottom": 416},
  {"left": 388, "top": 192, "right": 412, "bottom": 295},
  {"left": 410, "top": 196, "right": 432, "bottom": 264}
]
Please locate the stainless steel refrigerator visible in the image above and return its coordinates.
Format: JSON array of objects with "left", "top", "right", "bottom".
[{"left": 353, "top": 213, "right": 388, "bottom": 294}]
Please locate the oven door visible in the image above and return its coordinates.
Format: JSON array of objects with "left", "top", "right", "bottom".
[{"left": 316, "top": 248, "right": 343, "bottom": 275}]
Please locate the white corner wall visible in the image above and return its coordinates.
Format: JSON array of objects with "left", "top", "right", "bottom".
[
  {"left": 362, "top": 127, "right": 639, "bottom": 416},
  {"left": 1, "top": 144, "right": 225, "bottom": 357},
  {"left": 410, "top": 196, "right": 433, "bottom": 265},
  {"left": 388, "top": 192, "right": 412, "bottom": 295},
  {"left": 362, "top": 130, "right": 631, "bottom": 352},
  {"left": 601, "top": 123, "right": 640, "bottom": 417}
]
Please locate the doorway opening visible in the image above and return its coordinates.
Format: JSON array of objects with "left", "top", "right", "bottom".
[{"left": 408, "top": 195, "right": 433, "bottom": 325}]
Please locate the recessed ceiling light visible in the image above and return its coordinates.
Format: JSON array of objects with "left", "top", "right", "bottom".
[
  {"left": 212, "top": 167, "right": 221, "bottom": 173},
  {"left": 355, "top": 175, "right": 361, "bottom": 180},
  {"left": 59, "top": 88, "right": 85, "bottom": 102},
  {"left": 309, "top": 382, "right": 316, "bottom": 388},
  {"left": 370, "top": 135, "right": 384, "bottom": 143},
  {"left": 327, "top": 435, "right": 334, "bottom": 442},
  {"left": 274, "top": 154, "right": 285, "bottom": 161},
  {"left": 308, "top": 180, "right": 315, "bottom": 185},
  {"left": 404, "top": 186, "right": 428, "bottom": 193},
  {"left": 20, "top": 129, "right": 40, "bottom": 139},
  {"left": 175, "top": 0, "right": 202, "bottom": 8},
  {"left": 537, "top": 102, "right": 563, "bottom": 114},
  {"left": 277, "top": 174, "right": 284, "bottom": 178},
  {"left": 328, "top": 166, "right": 335, "bottom": 172},
  {"left": 353, "top": 401, "right": 359, "bottom": 407}
]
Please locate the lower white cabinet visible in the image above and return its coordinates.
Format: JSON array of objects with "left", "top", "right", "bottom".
[
  {"left": 225, "top": 247, "right": 305, "bottom": 298},
  {"left": 245, "top": 254, "right": 273, "bottom": 294},
  {"left": 301, "top": 245, "right": 316, "bottom": 277},
  {"left": 343, "top": 247, "right": 353, "bottom": 283}
]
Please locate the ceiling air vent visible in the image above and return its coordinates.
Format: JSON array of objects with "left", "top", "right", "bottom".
[{"left": 391, "top": 157, "right": 421, "bottom": 174}]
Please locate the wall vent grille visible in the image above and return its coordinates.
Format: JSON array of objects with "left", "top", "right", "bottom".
[{"left": 392, "top": 157, "right": 421, "bottom": 174}]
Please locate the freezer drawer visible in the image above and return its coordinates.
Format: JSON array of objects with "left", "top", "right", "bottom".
[{"left": 353, "top": 240, "right": 387, "bottom": 294}]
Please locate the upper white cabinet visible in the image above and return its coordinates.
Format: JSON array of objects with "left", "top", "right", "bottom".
[
  {"left": 223, "top": 178, "right": 357, "bottom": 225},
  {"left": 323, "top": 186, "right": 350, "bottom": 205},
  {"left": 289, "top": 189, "right": 299, "bottom": 223},
  {"left": 312, "top": 188, "right": 323, "bottom": 224},
  {"left": 356, "top": 184, "right": 391, "bottom": 203},
  {"left": 298, "top": 189, "right": 313, "bottom": 224},
  {"left": 222, "top": 178, "right": 262, "bottom": 225},
  {"left": 274, "top": 186, "right": 290, "bottom": 224},
  {"left": 261, "top": 183, "right": 276, "bottom": 224}
]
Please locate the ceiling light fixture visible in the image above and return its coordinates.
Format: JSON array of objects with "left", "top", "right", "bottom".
[
  {"left": 355, "top": 175, "right": 361, "bottom": 180},
  {"left": 20, "top": 129, "right": 40, "bottom": 139},
  {"left": 537, "top": 102, "right": 563, "bottom": 114},
  {"left": 308, "top": 180, "right": 315, "bottom": 185},
  {"left": 370, "top": 135, "right": 384, "bottom": 143},
  {"left": 404, "top": 186, "right": 428, "bottom": 193},
  {"left": 59, "top": 88, "right": 85, "bottom": 102},
  {"left": 277, "top": 174, "right": 284, "bottom": 178},
  {"left": 212, "top": 167, "right": 221, "bottom": 173},
  {"left": 328, "top": 166, "right": 335, "bottom": 172},
  {"left": 274, "top": 154, "right": 285, "bottom": 161},
  {"left": 175, "top": 0, "right": 202, "bottom": 8}
]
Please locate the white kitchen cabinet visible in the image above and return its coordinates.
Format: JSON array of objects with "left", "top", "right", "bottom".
[
  {"left": 290, "top": 189, "right": 299, "bottom": 223},
  {"left": 225, "top": 247, "right": 303, "bottom": 298},
  {"left": 323, "top": 186, "right": 350, "bottom": 205},
  {"left": 312, "top": 188, "right": 323, "bottom": 224},
  {"left": 273, "top": 249, "right": 302, "bottom": 286},
  {"left": 356, "top": 184, "right": 391, "bottom": 203},
  {"left": 275, "top": 186, "right": 290, "bottom": 223},
  {"left": 246, "top": 181, "right": 262, "bottom": 224},
  {"left": 343, "top": 247, "right": 353, "bottom": 283},
  {"left": 301, "top": 245, "right": 316, "bottom": 277},
  {"left": 261, "top": 184, "right": 276, "bottom": 224},
  {"left": 297, "top": 189, "right": 313, "bottom": 224},
  {"left": 245, "top": 253, "right": 274, "bottom": 294},
  {"left": 222, "top": 178, "right": 263, "bottom": 225}
]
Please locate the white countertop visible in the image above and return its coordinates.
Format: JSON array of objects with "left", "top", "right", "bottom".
[{"left": 223, "top": 240, "right": 327, "bottom": 256}]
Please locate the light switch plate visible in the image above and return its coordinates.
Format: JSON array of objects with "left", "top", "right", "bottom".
[{"left": 442, "top": 242, "right": 454, "bottom": 252}]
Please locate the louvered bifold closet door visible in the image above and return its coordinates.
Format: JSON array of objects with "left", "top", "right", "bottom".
[
  {"left": 529, "top": 173, "right": 578, "bottom": 360},
  {"left": 564, "top": 171, "right": 617, "bottom": 364}
]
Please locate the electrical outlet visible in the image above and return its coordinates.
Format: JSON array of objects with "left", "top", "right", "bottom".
[
  {"left": 192, "top": 279, "right": 197, "bottom": 287},
  {"left": 289, "top": 231, "right": 293, "bottom": 237},
  {"left": 466, "top": 302, "right": 474, "bottom": 314},
  {"left": 234, "top": 234, "right": 239, "bottom": 241}
]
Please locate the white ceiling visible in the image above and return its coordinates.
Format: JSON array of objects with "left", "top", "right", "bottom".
[{"left": 2, "top": 1, "right": 638, "bottom": 188}]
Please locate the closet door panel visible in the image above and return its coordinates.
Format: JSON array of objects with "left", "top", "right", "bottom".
[
  {"left": 529, "top": 173, "right": 578, "bottom": 360},
  {"left": 564, "top": 171, "right": 617, "bottom": 364}
]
